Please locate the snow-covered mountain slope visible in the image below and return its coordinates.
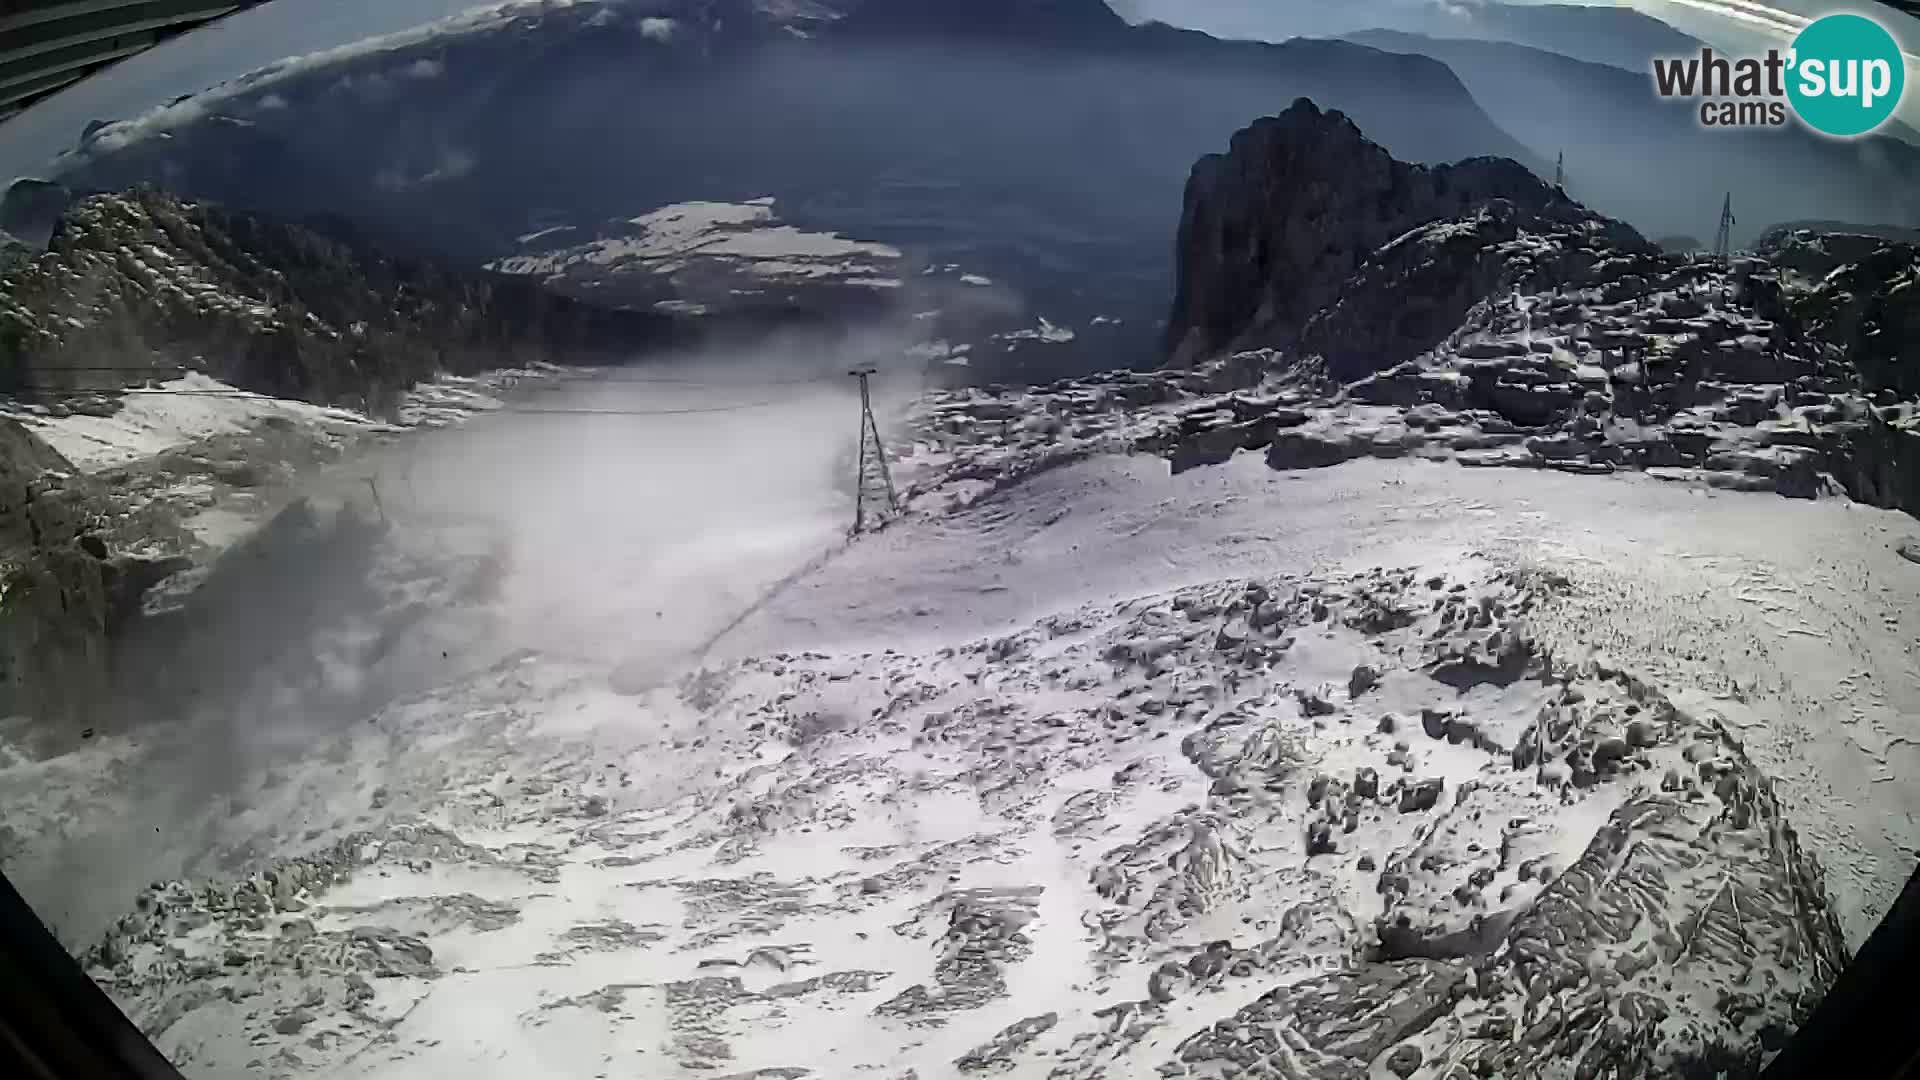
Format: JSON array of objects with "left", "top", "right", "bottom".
[
  {"left": 41, "top": 425, "right": 1915, "bottom": 1080},
  {"left": 3, "top": 349, "right": 1901, "bottom": 1080}
]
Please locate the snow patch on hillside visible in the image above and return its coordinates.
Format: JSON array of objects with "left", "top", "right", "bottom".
[
  {"left": 6, "top": 374, "right": 368, "bottom": 473},
  {"left": 486, "top": 198, "right": 904, "bottom": 296}
]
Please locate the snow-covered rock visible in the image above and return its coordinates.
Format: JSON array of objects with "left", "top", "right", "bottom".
[{"left": 74, "top": 558, "right": 1846, "bottom": 1079}]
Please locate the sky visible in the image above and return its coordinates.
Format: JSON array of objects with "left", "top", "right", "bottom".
[{"left": 4, "top": 0, "right": 1920, "bottom": 183}]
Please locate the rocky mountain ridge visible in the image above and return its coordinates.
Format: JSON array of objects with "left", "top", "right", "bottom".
[
  {"left": 914, "top": 100, "right": 1920, "bottom": 531},
  {"left": 0, "top": 188, "right": 694, "bottom": 411}
]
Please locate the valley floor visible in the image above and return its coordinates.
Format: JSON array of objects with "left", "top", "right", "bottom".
[{"left": 2, "top": 375, "right": 1917, "bottom": 1079}]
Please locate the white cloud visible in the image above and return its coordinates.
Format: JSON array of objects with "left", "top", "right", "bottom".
[
  {"left": 56, "top": 0, "right": 652, "bottom": 165},
  {"left": 639, "top": 16, "right": 677, "bottom": 41}
]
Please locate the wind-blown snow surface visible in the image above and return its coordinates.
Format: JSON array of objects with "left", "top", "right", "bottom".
[{"left": 8, "top": 376, "right": 1915, "bottom": 1078}]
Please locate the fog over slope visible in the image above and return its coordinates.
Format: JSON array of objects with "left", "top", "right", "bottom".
[{"left": 4, "top": 343, "right": 918, "bottom": 942}]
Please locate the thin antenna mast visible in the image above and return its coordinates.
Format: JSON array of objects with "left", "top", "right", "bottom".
[{"left": 1713, "top": 192, "right": 1735, "bottom": 265}]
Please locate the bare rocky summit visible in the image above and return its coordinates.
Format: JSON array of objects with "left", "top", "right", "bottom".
[{"left": 1163, "top": 98, "right": 1645, "bottom": 369}]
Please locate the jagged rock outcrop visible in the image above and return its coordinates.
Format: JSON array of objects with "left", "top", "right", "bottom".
[
  {"left": 0, "top": 188, "right": 691, "bottom": 412},
  {"left": 1754, "top": 220, "right": 1920, "bottom": 254},
  {"left": 0, "top": 179, "right": 72, "bottom": 247},
  {"left": 1762, "top": 231, "right": 1920, "bottom": 399},
  {"left": 1757, "top": 229, "right": 1902, "bottom": 283},
  {"left": 1163, "top": 98, "right": 1646, "bottom": 370},
  {"left": 0, "top": 421, "right": 190, "bottom": 732},
  {"left": 0, "top": 231, "right": 28, "bottom": 276}
]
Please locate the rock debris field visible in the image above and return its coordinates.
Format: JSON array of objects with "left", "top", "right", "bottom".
[{"left": 48, "top": 428, "right": 1915, "bottom": 1080}]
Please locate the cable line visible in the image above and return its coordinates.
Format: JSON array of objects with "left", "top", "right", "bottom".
[{"left": 0, "top": 385, "right": 803, "bottom": 416}]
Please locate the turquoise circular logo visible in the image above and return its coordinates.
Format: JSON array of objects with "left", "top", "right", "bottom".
[{"left": 1787, "top": 13, "right": 1906, "bottom": 137}]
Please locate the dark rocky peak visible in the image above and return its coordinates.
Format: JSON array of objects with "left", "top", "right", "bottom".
[
  {"left": 1761, "top": 232, "right": 1920, "bottom": 401},
  {"left": 831, "top": 0, "right": 1128, "bottom": 41},
  {"left": 1164, "top": 98, "right": 1644, "bottom": 370}
]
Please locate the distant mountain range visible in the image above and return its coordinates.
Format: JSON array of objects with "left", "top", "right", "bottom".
[
  {"left": 31, "top": 0, "right": 1541, "bottom": 379},
  {"left": 1111, "top": 0, "right": 1702, "bottom": 71},
  {"left": 1343, "top": 29, "right": 1920, "bottom": 245},
  {"left": 18, "top": 0, "right": 1920, "bottom": 378}
]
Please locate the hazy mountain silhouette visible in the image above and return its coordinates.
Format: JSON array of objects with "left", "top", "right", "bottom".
[
  {"left": 1345, "top": 29, "right": 1920, "bottom": 245},
  {"left": 1110, "top": 0, "right": 1700, "bottom": 71}
]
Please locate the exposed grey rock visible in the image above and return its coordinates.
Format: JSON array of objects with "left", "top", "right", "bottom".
[
  {"left": 1354, "top": 767, "right": 1379, "bottom": 800},
  {"left": 0, "top": 230, "right": 30, "bottom": 275},
  {"left": 955, "top": 1012, "right": 1057, "bottom": 1072},
  {"left": 1398, "top": 778, "right": 1444, "bottom": 813},
  {"left": 1174, "top": 960, "right": 1467, "bottom": 1077},
  {"left": 272, "top": 1007, "right": 314, "bottom": 1035},
  {"left": 1306, "top": 820, "right": 1336, "bottom": 857}
]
